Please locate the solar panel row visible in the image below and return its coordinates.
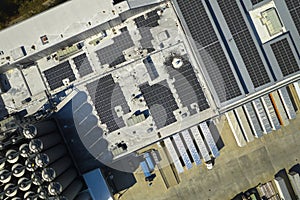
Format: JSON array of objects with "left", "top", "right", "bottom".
[
  {"left": 133, "top": 10, "right": 160, "bottom": 52},
  {"left": 73, "top": 53, "right": 94, "bottom": 77},
  {"left": 95, "top": 27, "right": 134, "bottom": 67},
  {"left": 86, "top": 74, "right": 130, "bottom": 132},
  {"left": 285, "top": 0, "right": 300, "bottom": 35},
  {"left": 251, "top": 0, "right": 264, "bottom": 5},
  {"left": 140, "top": 80, "right": 178, "bottom": 129},
  {"left": 44, "top": 61, "right": 76, "bottom": 90},
  {"left": 176, "top": 0, "right": 242, "bottom": 102},
  {"left": 166, "top": 56, "right": 209, "bottom": 114},
  {"left": 217, "top": 0, "right": 271, "bottom": 88},
  {"left": 271, "top": 38, "right": 299, "bottom": 77}
]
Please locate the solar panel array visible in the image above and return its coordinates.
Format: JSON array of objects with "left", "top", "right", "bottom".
[
  {"left": 271, "top": 38, "right": 299, "bottom": 77},
  {"left": 176, "top": 0, "right": 242, "bottom": 103},
  {"left": 73, "top": 53, "right": 94, "bottom": 77},
  {"left": 95, "top": 27, "right": 134, "bottom": 67},
  {"left": 44, "top": 61, "right": 76, "bottom": 90},
  {"left": 166, "top": 56, "right": 209, "bottom": 114},
  {"left": 133, "top": 10, "right": 160, "bottom": 52},
  {"left": 217, "top": 0, "right": 271, "bottom": 88},
  {"left": 251, "top": 0, "right": 264, "bottom": 5},
  {"left": 139, "top": 80, "right": 178, "bottom": 129},
  {"left": 285, "top": 0, "right": 300, "bottom": 35},
  {"left": 86, "top": 74, "right": 130, "bottom": 132},
  {"left": 143, "top": 56, "right": 159, "bottom": 80}
]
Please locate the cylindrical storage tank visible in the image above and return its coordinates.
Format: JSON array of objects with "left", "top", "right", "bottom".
[
  {"left": 11, "top": 197, "right": 22, "bottom": 200},
  {"left": 22, "top": 124, "right": 37, "bottom": 139},
  {"left": 31, "top": 171, "right": 44, "bottom": 186},
  {"left": 35, "top": 144, "right": 67, "bottom": 168},
  {"left": 0, "top": 156, "right": 6, "bottom": 170},
  {"left": 61, "top": 179, "right": 83, "bottom": 200},
  {"left": 42, "top": 156, "right": 72, "bottom": 182},
  {"left": 0, "top": 140, "right": 12, "bottom": 150},
  {"left": 0, "top": 169, "right": 12, "bottom": 183},
  {"left": 37, "top": 185, "right": 49, "bottom": 199},
  {"left": 10, "top": 135, "right": 24, "bottom": 145},
  {"left": 48, "top": 168, "right": 77, "bottom": 196},
  {"left": 18, "top": 177, "right": 32, "bottom": 191},
  {"left": 12, "top": 163, "right": 26, "bottom": 177},
  {"left": 25, "top": 156, "right": 38, "bottom": 172},
  {"left": 19, "top": 143, "right": 31, "bottom": 158},
  {"left": 24, "top": 191, "right": 39, "bottom": 200},
  {"left": 6, "top": 149, "right": 20, "bottom": 163},
  {"left": 34, "top": 120, "right": 57, "bottom": 136},
  {"left": 29, "top": 133, "right": 61, "bottom": 153},
  {"left": 4, "top": 183, "right": 18, "bottom": 197}
]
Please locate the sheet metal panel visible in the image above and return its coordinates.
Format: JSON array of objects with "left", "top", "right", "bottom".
[
  {"left": 225, "top": 111, "right": 247, "bottom": 147},
  {"left": 270, "top": 91, "right": 289, "bottom": 126},
  {"left": 261, "top": 95, "right": 281, "bottom": 130},
  {"left": 252, "top": 99, "right": 272, "bottom": 134},
  {"left": 234, "top": 107, "right": 254, "bottom": 142},
  {"left": 243, "top": 103, "right": 263, "bottom": 138},
  {"left": 190, "top": 126, "right": 211, "bottom": 162},
  {"left": 173, "top": 134, "right": 193, "bottom": 170},
  {"left": 278, "top": 87, "right": 296, "bottom": 119},
  {"left": 163, "top": 138, "right": 184, "bottom": 174},
  {"left": 181, "top": 130, "right": 202, "bottom": 165},
  {"left": 199, "top": 122, "right": 220, "bottom": 158}
]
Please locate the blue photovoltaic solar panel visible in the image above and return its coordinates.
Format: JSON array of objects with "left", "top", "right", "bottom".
[
  {"left": 175, "top": 0, "right": 242, "bottom": 102},
  {"left": 166, "top": 56, "right": 209, "bottom": 114},
  {"left": 143, "top": 56, "right": 159, "bottom": 80},
  {"left": 86, "top": 74, "right": 130, "bottom": 132},
  {"left": 217, "top": 0, "right": 271, "bottom": 88},
  {"left": 173, "top": 133, "right": 193, "bottom": 170},
  {"left": 271, "top": 38, "right": 299, "bottom": 77},
  {"left": 251, "top": 0, "right": 264, "bottom": 5},
  {"left": 133, "top": 10, "right": 160, "bottom": 52},
  {"left": 96, "top": 27, "right": 134, "bottom": 67},
  {"left": 181, "top": 130, "right": 202, "bottom": 165},
  {"left": 285, "top": 0, "right": 300, "bottom": 35},
  {"left": 139, "top": 80, "right": 178, "bottom": 129},
  {"left": 73, "top": 53, "right": 94, "bottom": 77},
  {"left": 44, "top": 61, "right": 76, "bottom": 90},
  {"left": 199, "top": 122, "right": 220, "bottom": 158}
]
